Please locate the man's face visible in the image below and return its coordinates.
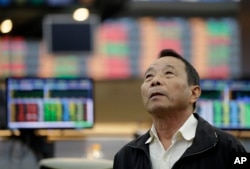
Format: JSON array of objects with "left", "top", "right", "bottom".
[{"left": 141, "top": 56, "right": 195, "bottom": 114}]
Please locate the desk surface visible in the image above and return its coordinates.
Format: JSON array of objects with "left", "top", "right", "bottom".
[{"left": 39, "top": 158, "right": 113, "bottom": 169}]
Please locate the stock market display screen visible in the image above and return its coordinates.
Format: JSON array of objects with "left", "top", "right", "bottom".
[
  {"left": 6, "top": 77, "right": 94, "bottom": 129},
  {"left": 197, "top": 80, "right": 250, "bottom": 130}
]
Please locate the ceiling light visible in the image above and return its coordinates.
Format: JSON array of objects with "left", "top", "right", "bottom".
[
  {"left": 73, "top": 8, "right": 89, "bottom": 21},
  {"left": 0, "top": 19, "right": 13, "bottom": 34}
]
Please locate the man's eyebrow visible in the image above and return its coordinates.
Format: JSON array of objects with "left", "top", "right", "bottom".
[
  {"left": 165, "top": 64, "right": 175, "bottom": 69},
  {"left": 144, "top": 67, "right": 154, "bottom": 76}
]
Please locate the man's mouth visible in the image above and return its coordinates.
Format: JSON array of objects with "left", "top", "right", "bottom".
[{"left": 150, "top": 92, "right": 165, "bottom": 99}]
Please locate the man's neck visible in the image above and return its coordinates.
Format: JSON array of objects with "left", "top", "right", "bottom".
[{"left": 152, "top": 111, "right": 192, "bottom": 149}]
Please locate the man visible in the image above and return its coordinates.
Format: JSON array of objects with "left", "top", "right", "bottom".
[{"left": 113, "top": 49, "right": 246, "bottom": 169}]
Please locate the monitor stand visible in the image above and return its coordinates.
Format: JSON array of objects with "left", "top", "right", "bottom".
[{"left": 16, "top": 129, "right": 54, "bottom": 161}]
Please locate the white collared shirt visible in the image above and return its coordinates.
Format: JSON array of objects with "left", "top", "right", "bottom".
[{"left": 145, "top": 114, "right": 198, "bottom": 169}]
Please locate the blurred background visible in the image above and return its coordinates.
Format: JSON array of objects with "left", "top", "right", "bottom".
[{"left": 1, "top": 0, "right": 250, "bottom": 168}]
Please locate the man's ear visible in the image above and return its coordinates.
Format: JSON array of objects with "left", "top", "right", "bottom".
[{"left": 190, "top": 85, "right": 201, "bottom": 103}]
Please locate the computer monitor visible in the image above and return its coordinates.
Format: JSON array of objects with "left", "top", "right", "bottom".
[
  {"left": 0, "top": 80, "right": 6, "bottom": 129},
  {"left": 43, "top": 14, "right": 99, "bottom": 54},
  {"left": 6, "top": 77, "right": 94, "bottom": 129},
  {"left": 197, "top": 79, "right": 250, "bottom": 130}
]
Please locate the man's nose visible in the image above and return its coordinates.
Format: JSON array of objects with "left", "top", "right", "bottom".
[{"left": 150, "top": 75, "right": 162, "bottom": 87}]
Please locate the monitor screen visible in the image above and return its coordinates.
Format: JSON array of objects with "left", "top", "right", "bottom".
[
  {"left": 43, "top": 14, "right": 99, "bottom": 54},
  {"left": 6, "top": 77, "right": 94, "bottom": 129},
  {"left": 197, "top": 79, "right": 250, "bottom": 130},
  {"left": 0, "top": 80, "right": 6, "bottom": 129}
]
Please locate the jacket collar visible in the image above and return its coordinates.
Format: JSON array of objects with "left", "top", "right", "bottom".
[
  {"left": 181, "top": 113, "right": 218, "bottom": 157},
  {"left": 128, "top": 113, "right": 218, "bottom": 157}
]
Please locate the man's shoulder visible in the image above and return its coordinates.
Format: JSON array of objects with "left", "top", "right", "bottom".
[
  {"left": 127, "top": 131, "right": 150, "bottom": 147},
  {"left": 195, "top": 113, "right": 246, "bottom": 151},
  {"left": 116, "top": 131, "right": 150, "bottom": 155},
  {"left": 213, "top": 127, "right": 243, "bottom": 143}
]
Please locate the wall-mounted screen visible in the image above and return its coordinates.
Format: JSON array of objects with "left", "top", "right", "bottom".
[
  {"left": 197, "top": 79, "right": 250, "bottom": 130},
  {"left": 43, "top": 14, "right": 99, "bottom": 54},
  {"left": 6, "top": 77, "right": 94, "bottom": 129},
  {"left": 0, "top": 80, "right": 6, "bottom": 129}
]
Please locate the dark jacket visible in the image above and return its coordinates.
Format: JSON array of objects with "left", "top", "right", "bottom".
[{"left": 113, "top": 113, "right": 246, "bottom": 169}]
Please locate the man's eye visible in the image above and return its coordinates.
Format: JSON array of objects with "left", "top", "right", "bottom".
[
  {"left": 165, "top": 71, "right": 172, "bottom": 74},
  {"left": 145, "top": 74, "right": 152, "bottom": 79}
]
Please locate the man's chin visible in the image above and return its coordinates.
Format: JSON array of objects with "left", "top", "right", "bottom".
[{"left": 147, "top": 105, "right": 169, "bottom": 114}]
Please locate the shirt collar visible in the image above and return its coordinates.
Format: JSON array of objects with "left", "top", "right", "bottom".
[
  {"left": 145, "top": 114, "right": 198, "bottom": 144},
  {"left": 178, "top": 114, "right": 198, "bottom": 141},
  {"left": 145, "top": 124, "right": 158, "bottom": 144}
]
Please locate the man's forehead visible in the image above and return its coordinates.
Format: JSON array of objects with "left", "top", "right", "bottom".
[
  {"left": 149, "top": 57, "right": 181, "bottom": 68},
  {"left": 145, "top": 57, "right": 185, "bottom": 73},
  {"left": 147, "top": 64, "right": 175, "bottom": 70}
]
